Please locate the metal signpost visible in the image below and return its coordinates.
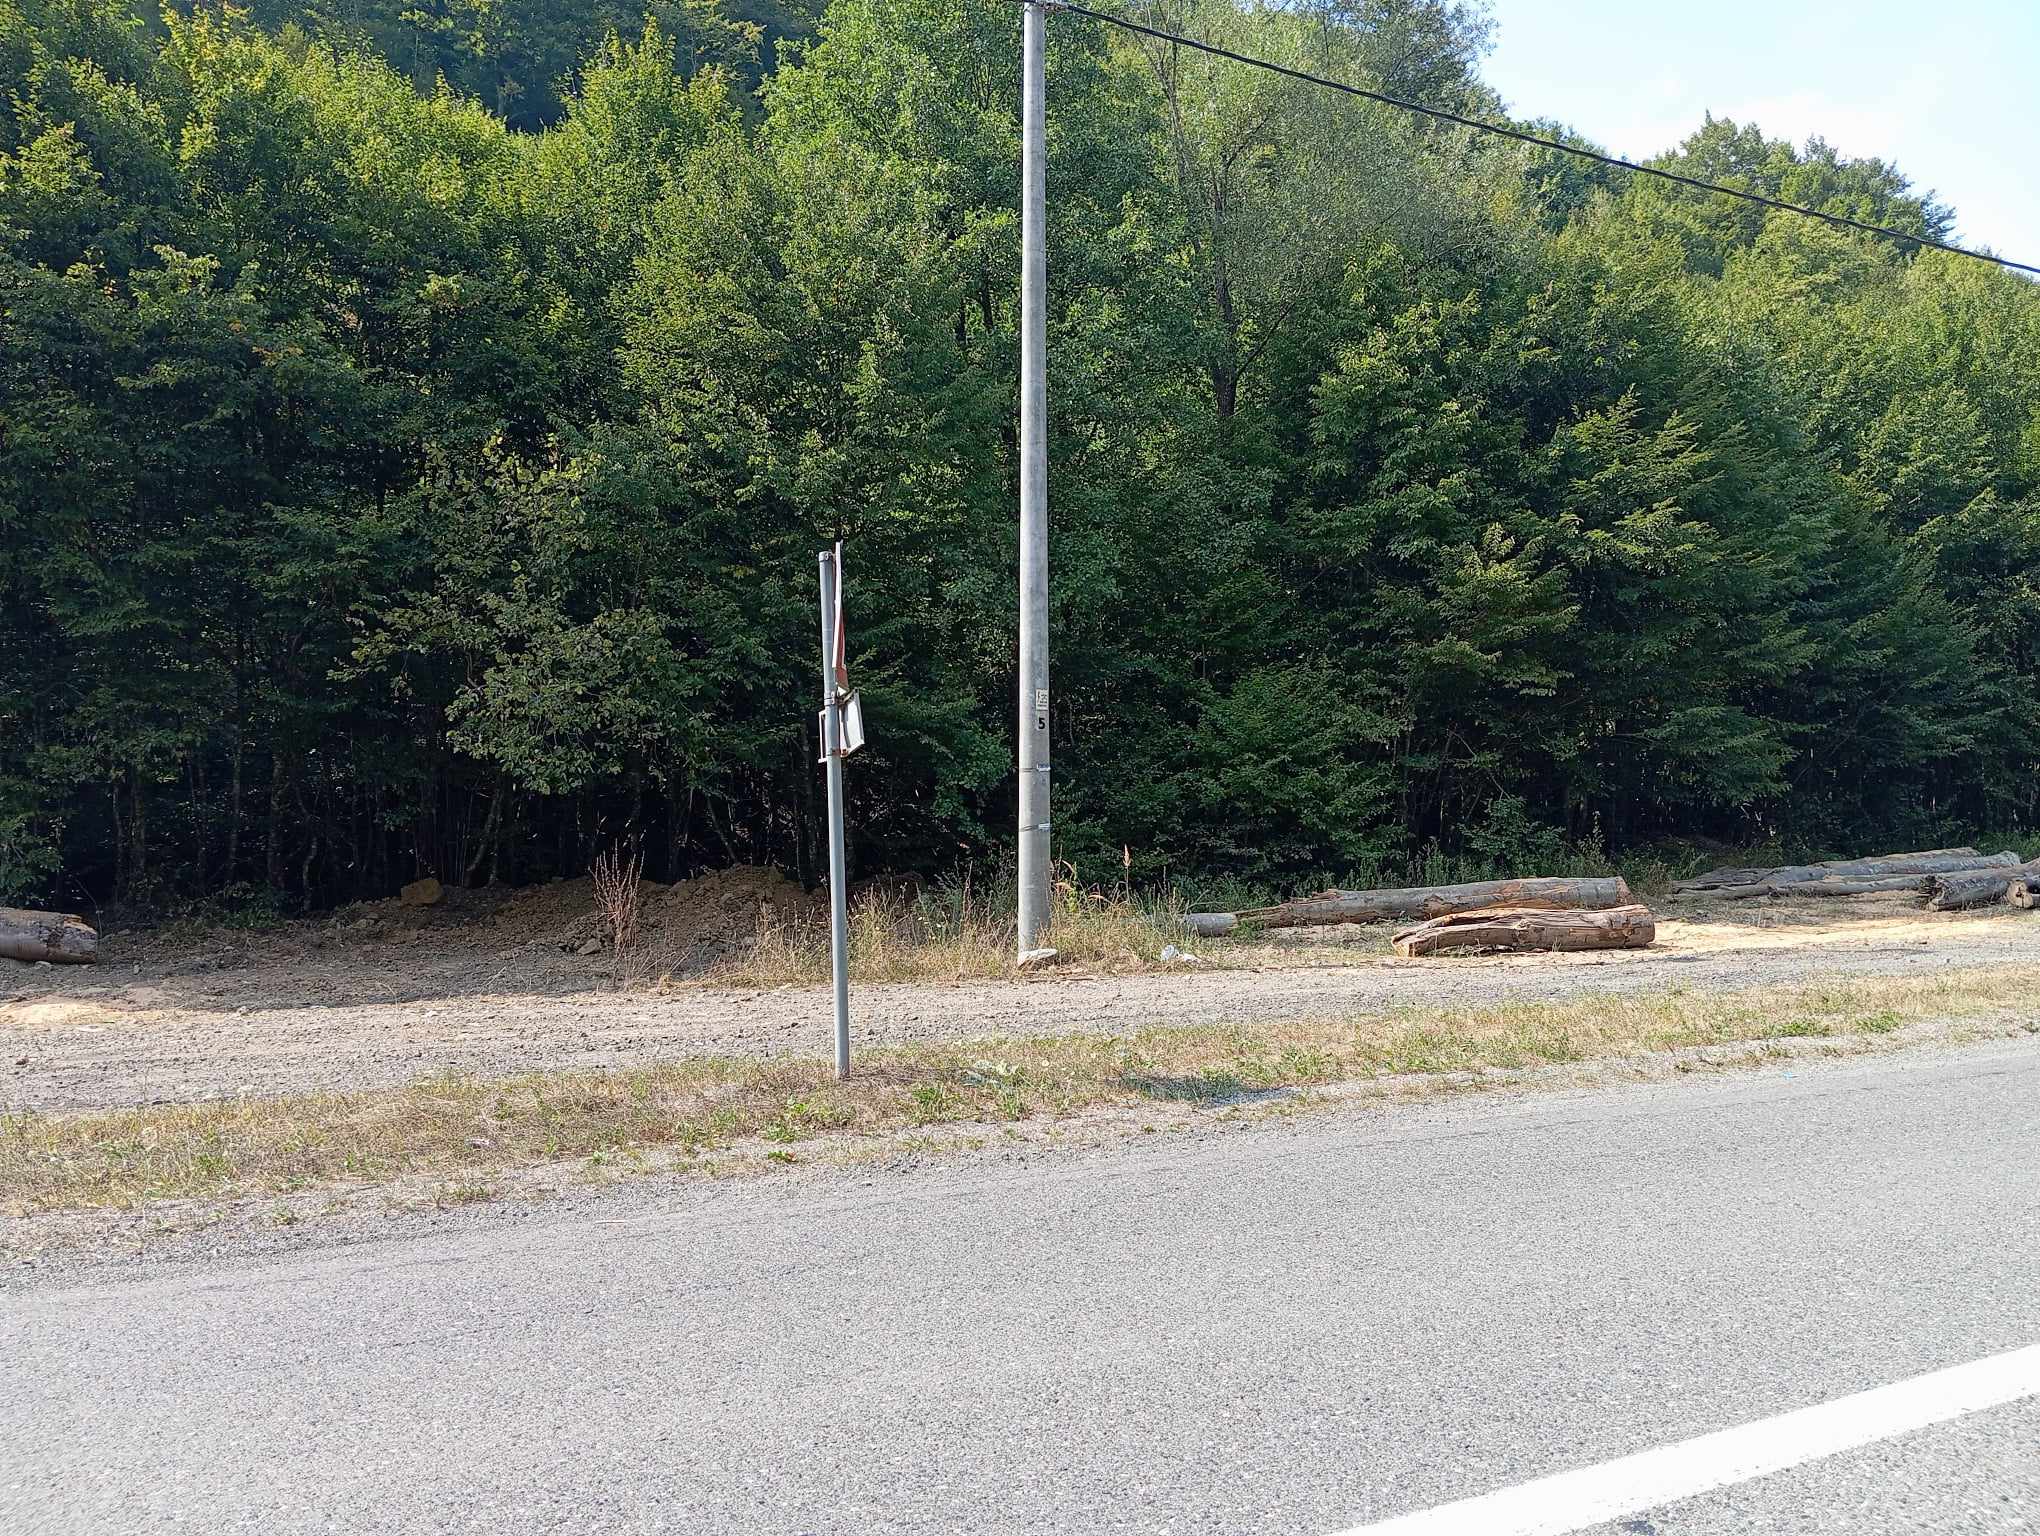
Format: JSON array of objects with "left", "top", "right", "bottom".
[{"left": 816, "top": 543, "right": 860, "bottom": 1079}]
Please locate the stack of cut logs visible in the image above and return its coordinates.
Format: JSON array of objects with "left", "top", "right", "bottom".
[
  {"left": 1183, "top": 843, "right": 2040, "bottom": 960},
  {"left": 1672, "top": 847, "right": 2040, "bottom": 912},
  {"left": 1187, "top": 876, "right": 1654, "bottom": 959}
]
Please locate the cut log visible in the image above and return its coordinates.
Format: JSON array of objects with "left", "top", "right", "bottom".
[
  {"left": 1675, "top": 849, "right": 2015, "bottom": 893},
  {"left": 1212, "top": 875, "right": 1631, "bottom": 931},
  {"left": 1927, "top": 860, "right": 2040, "bottom": 913},
  {"left": 2011, "top": 881, "right": 2040, "bottom": 911},
  {"left": 1701, "top": 874, "right": 1939, "bottom": 901},
  {"left": 0, "top": 907, "right": 98, "bottom": 965},
  {"left": 1183, "top": 912, "right": 1238, "bottom": 939},
  {"left": 1391, "top": 904, "right": 1656, "bottom": 959},
  {"left": 1926, "top": 872, "right": 2015, "bottom": 912},
  {"left": 1678, "top": 847, "right": 1977, "bottom": 889}
]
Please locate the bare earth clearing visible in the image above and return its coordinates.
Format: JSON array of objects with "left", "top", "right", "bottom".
[{"left": 3, "top": 881, "right": 2035, "bottom": 1114}]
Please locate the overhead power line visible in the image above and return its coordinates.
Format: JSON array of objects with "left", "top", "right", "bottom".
[{"left": 1011, "top": 0, "right": 2040, "bottom": 278}]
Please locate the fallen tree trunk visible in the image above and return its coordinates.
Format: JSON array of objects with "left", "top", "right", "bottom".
[
  {"left": 1677, "top": 847, "right": 1978, "bottom": 889},
  {"left": 2012, "top": 881, "right": 2040, "bottom": 911},
  {"left": 1701, "top": 874, "right": 1939, "bottom": 901},
  {"left": 0, "top": 907, "right": 98, "bottom": 965},
  {"left": 1675, "top": 849, "right": 2015, "bottom": 893},
  {"left": 1927, "top": 860, "right": 2040, "bottom": 913},
  {"left": 1206, "top": 875, "right": 1632, "bottom": 932},
  {"left": 1926, "top": 872, "right": 2016, "bottom": 912},
  {"left": 1391, "top": 904, "right": 1656, "bottom": 959}
]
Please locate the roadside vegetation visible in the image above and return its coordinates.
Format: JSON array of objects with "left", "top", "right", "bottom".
[
  {"left": 602, "top": 837, "right": 2037, "bottom": 987},
  {"left": 6, "top": 967, "right": 2034, "bottom": 1217},
  {"left": 6, "top": 0, "right": 2040, "bottom": 925},
  {"left": 709, "top": 884, "right": 1205, "bottom": 986}
]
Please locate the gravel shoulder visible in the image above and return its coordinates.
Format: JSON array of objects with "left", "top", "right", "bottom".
[{"left": 3, "top": 891, "right": 2035, "bottom": 1113}]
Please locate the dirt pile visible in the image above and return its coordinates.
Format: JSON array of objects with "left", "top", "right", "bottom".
[
  {"left": 656, "top": 866, "right": 821, "bottom": 972},
  {"left": 480, "top": 865, "right": 820, "bottom": 972},
  {"left": 484, "top": 878, "right": 621, "bottom": 953},
  {"left": 65, "top": 864, "right": 828, "bottom": 997}
]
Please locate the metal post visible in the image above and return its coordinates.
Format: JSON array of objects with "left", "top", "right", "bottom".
[
  {"left": 817, "top": 549, "right": 851, "bottom": 1079},
  {"left": 1016, "top": 0, "right": 1051, "bottom": 958}
]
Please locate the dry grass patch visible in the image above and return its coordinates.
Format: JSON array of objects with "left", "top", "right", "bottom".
[
  {"left": 700, "top": 883, "right": 1215, "bottom": 988},
  {"left": 4, "top": 965, "right": 2034, "bottom": 1216}
]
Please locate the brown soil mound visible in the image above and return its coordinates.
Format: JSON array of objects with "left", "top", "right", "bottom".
[
  {"left": 81, "top": 864, "right": 824, "bottom": 991},
  {"left": 481, "top": 865, "right": 820, "bottom": 969},
  {"left": 485, "top": 877, "right": 630, "bottom": 952},
  {"left": 657, "top": 866, "right": 821, "bottom": 971},
  {"left": 662, "top": 865, "right": 814, "bottom": 934}
]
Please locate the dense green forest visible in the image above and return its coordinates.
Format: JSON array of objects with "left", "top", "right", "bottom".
[{"left": 4, "top": 0, "right": 2038, "bottom": 915}]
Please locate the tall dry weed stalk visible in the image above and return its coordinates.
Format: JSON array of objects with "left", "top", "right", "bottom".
[{"left": 591, "top": 842, "right": 644, "bottom": 959}]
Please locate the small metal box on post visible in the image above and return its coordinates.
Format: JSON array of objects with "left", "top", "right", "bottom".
[{"left": 815, "top": 542, "right": 862, "bottom": 1079}]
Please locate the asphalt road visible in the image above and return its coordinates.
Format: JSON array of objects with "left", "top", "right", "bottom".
[{"left": 9, "top": 1041, "right": 2040, "bottom": 1534}]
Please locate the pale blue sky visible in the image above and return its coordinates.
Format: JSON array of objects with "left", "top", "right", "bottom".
[{"left": 1480, "top": 0, "right": 2039, "bottom": 267}]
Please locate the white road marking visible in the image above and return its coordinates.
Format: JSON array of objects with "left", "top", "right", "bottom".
[{"left": 1334, "top": 1342, "right": 2040, "bottom": 1536}]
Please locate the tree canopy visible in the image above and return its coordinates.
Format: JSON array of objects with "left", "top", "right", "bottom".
[{"left": 4, "top": 0, "right": 2037, "bottom": 912}]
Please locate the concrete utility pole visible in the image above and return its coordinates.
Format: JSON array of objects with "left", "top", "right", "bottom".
[{"left": 1016, "top": 0, "right": 1051, "bottom": 957}]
